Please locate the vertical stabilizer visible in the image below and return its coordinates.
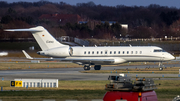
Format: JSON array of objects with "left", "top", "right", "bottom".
[{"left": 5, "top": 26, "right": 67, "bottom": 51}]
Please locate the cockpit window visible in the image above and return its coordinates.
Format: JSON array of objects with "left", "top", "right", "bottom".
[{"left": 154, "top": 49, "right": 165, "bottom": 52}]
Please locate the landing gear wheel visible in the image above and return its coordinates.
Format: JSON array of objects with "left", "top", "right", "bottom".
[
  {"left": 159, "top": 62, "right": 164, "bottom": 71},
  {"left": 94, "top": 65, "right": 101, "bottom": 70},
  {"left": 84, "top": 66, "right": 90, "bottom": 70},
  {"left": 159, "top": 67, "right": 163, "bottom": 71}
]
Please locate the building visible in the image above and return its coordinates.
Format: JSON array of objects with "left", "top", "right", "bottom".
[{"left": 39, "top": 13, "right": 83, "bottom": 25}]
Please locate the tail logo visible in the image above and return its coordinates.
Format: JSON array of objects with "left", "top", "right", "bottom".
[{"left": 46, "top": 40, "right": 54, "bottom": 43}]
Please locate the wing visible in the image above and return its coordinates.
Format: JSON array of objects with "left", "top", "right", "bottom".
[
  {"left": 62, "top": 57, "right": 127, "bottom": 65},
  {"left": 62, "top": 58, "right": 115, "bottom": 65},
  {"left": 22, "top": 50, "right": 126, "bottom": 65}
]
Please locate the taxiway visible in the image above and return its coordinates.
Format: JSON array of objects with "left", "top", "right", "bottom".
[{"left": 1, "top": 63, "right": 180, "bottom": 81}]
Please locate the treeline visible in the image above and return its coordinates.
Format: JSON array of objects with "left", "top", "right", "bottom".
[
  {"left": 0, "top": 1, "right": 180, "bottom": 39},
  {"left": 63, "top": 22, "right": 123, "bottom": 39}
]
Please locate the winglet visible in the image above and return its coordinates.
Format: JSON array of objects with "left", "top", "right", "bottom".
[{"left": 22, "top": 50, "right": 33, "bottom": 59}]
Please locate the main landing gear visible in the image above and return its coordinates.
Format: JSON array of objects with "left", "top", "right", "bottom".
[
  {"left": 94, "top": 65, "right": 101, "bottom": 70},
  {"left": 83, "top": 65, "right": 101, "bottom": 70},
  {"left": 84, "top": 65, "right": 91, "bottom": 70}
]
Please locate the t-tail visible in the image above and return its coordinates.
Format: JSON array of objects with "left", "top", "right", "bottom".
[{"left": 5, "top": 26, "right": 67, "bottom": 51}]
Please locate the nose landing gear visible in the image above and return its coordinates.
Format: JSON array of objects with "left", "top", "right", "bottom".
[
  {"left": 159, "top": 67, "right": 163, "bottom": 71},
  {"left": 159, "top": 62, "right": 164, "bottom": 71}
]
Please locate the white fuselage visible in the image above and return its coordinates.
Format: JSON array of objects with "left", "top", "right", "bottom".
[{"left": 39, "top": 46, "right": 175, "bottom": 65}]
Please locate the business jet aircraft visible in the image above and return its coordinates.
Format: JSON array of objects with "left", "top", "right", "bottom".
[
  {"left": 5, "top": 26, "right": 175, "bottom": 71},
  {"left": 0, "top": 51, "right": 8, "bottom": 56}
]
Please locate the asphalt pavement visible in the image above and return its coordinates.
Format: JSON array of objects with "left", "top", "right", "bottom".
[{"left": 1, "top": 63, "right": 180, "bottom": 81}]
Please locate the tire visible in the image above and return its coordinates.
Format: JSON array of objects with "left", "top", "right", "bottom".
[
  {"left": 84, "top": 66, "right": 90, "bottom": 70},
  {"left": 94, "top": 65, "right": 101, "bottom": 70},
  {"left": 159, "top": 67, "right": 163, "bottom": 71}
]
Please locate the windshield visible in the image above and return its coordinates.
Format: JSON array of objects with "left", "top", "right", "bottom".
[{"left": 154, "top": 49, "right": 166, "bottom": 52}]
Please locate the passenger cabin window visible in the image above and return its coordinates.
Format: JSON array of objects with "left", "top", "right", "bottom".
[
  {"left": 123, "top": 51, "right": 125, "bottom": 54},
  {"left": 101, "top": 51, "right": 103, "bottom": 54},
  {"left": 114, "top": 51, "right": 116, "bottom": 54},
  {"left": 97, "top": 51, "right": 99, "bottom": 54},
  {"left": 105, "top": 51, "right": 107, "bottom": 54},
  {"left": 88, "top": 51, "right": 90, "bottom": 54},
  {"left": 140, "top": 51, "right": 142, "bottom": 54},
  {"left": 110, "top": 51, "right": 112, "bottom": 54},
  {"left": 84, "top": 51, "right": 86, "bottom": 54},
  {"left": 136, "top": 51, "right": 138, "bottom": 54},
  {"left": 118, "top": 51, "right": 120, "bottom": 54},
  {"left": 127, "top": 51, "right": 129, "bottom": 54},
  {"left": 154, "top": 49, "right": 165, "bottom": 52},
  {"left": 92, "top": 51, "right": 94, "bottom": 54},
  {"left": 131, "top": 51, "right": 133, "bottom": 54}
]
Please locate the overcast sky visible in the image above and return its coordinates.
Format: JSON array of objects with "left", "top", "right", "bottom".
[{"left": 2, "top": 0, "right": 180, "bottom": 8}]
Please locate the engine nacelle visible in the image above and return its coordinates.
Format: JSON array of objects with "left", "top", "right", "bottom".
[{"left": 37, "top": 46, "right": 70, "bottom": 57}]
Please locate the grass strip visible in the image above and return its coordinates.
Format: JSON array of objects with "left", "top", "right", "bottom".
[
  {"left": 0, "top": 63, "right": 80, "bottom": 70},
  {"left": 0, "top": 80, "right": 180, "bottom": 101},
  {"left": 81, "top": 67, "right": 180, "bottom": 74}
]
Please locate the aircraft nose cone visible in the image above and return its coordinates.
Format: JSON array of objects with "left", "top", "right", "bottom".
[
  {"left": 165, "top": 53, "right": 175, "bottom": 61},
  {"left": 170, "top": 55, "right": 175, "bottom": 60}
]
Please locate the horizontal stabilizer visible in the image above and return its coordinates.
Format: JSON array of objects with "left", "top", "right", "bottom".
[{"left": 4, "top": 28, "right": 43, "bottom": 32}]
